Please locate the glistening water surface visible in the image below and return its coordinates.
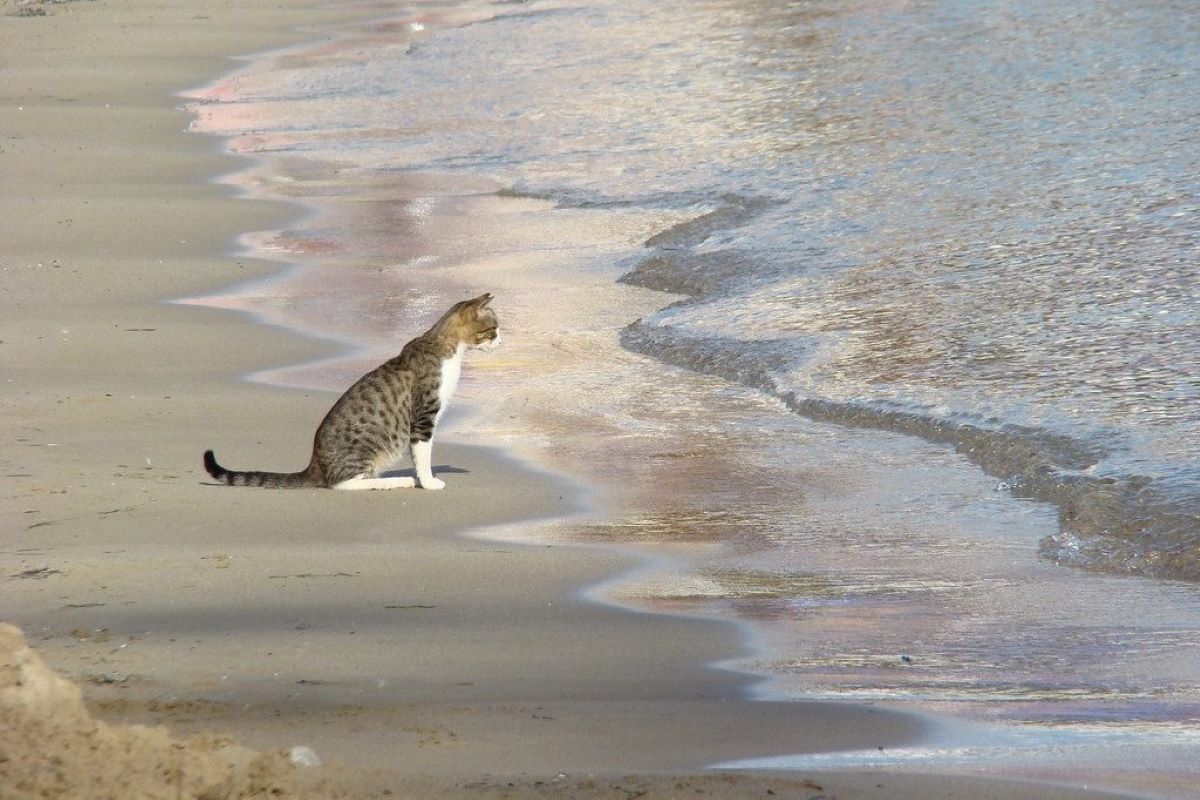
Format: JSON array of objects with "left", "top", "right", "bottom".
[{"left": 185, "top": 0, "right": 1200, "bottom": 794}]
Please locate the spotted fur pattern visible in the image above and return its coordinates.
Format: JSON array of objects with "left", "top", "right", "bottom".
[{"left": 203, "top": 293, "right": 500, "bottom": 490}]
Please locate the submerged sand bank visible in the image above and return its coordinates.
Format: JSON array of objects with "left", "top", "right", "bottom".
[{"left": 0, "top": 1, "right": 1149, "bottom": 798}]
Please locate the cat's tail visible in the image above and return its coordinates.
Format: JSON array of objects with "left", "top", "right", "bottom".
[{"left": 203, "top": 450, "right": 316, "bottom": 489}]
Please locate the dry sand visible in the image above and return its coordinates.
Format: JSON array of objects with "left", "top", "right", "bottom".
[{"left": 0, "top": 1, "right": 1147, "bottom": 797}]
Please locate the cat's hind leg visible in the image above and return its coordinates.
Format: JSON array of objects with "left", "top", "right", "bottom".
[{"left": 332, "top": 475, "right": 416, "bottom": 490}]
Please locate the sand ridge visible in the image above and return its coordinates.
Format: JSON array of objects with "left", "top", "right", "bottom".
[{"left": 0, "top": 623, "right": 325, "bottom": 800}]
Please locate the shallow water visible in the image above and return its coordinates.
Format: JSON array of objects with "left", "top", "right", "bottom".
[
  {"left": 184, "top": 0, "right": 1200, "bottom": 794},
  {"left": 193, "top": 0, "right": 1200, "bottom": 581}
]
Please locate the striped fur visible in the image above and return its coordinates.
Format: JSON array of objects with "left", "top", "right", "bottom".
[{"left": 203, "top": 294, "right": 500, "bottom": 490}]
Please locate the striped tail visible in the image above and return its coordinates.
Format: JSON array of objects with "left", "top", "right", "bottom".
[{"left": 203, "top": 450, "right": 314, "bottom": 489}]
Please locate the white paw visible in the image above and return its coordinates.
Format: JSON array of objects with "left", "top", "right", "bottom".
[{"left": 420, "top": 477, "right": 446, "bottom": 491}]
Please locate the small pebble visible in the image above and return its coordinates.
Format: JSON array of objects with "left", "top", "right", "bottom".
[{"left": 288, "top": 745, "right": 321, "bottom": 767}]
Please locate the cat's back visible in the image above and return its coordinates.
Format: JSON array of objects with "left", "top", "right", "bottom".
[
  {"left": 319, "top": 336, "right": 443, "bottom": 422},
  {"left": 400, "top": 334, "right": 450, "bottom": 373}
]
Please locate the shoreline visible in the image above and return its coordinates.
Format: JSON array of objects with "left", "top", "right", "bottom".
[{"left": 0, "top": 1, "right": 1164, "bottom": 798}]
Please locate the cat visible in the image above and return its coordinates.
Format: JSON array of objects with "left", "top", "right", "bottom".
[{"left": 203, "top": 293, "right": 500, "bottom": 490}]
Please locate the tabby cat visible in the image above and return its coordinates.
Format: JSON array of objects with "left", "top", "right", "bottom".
[{"left": 203, "top": 293, "right": 500, "bottom": 490}]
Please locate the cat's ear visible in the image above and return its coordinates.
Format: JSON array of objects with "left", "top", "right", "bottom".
[{"left": 472, "top": 293, "right": 494, "bottom": 311}]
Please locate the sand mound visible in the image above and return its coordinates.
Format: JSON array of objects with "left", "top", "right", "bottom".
[{"left": 0, "top": 622, "right": 309, "bottom": 800}]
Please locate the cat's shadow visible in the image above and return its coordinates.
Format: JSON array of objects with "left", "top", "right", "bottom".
[
  {"left": 199, "top": 466, "right": 468, "bottom": 487},
  {"left": 382, "top": 466, "right": 469, "bottom": 478}
]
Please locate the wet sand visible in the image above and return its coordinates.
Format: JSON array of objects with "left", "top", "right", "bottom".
[{"left": 0, "top": 1, "right": 1148, "bottom": 797}]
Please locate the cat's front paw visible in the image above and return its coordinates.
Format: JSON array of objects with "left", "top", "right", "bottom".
[{"left": 420, "top": 477, "right": 446, "bottom": 490}]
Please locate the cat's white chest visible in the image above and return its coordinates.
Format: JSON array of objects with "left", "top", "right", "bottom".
[{"left": 437, "top": 345, "right": 465, "bottom": 421}]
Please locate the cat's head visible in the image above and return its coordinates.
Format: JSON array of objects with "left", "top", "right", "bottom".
[{"left": 444, "top": 293, "right": 501, "bottom": 352}]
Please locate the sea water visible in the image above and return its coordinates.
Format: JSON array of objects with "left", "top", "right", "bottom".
[{"left": 185, "top": 0, "right": 1200, "bottom": 793}]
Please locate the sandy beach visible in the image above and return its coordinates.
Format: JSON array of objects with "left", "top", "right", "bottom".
[{"left": 0, "top": 1, "right": 1158, "bottom": 797}]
